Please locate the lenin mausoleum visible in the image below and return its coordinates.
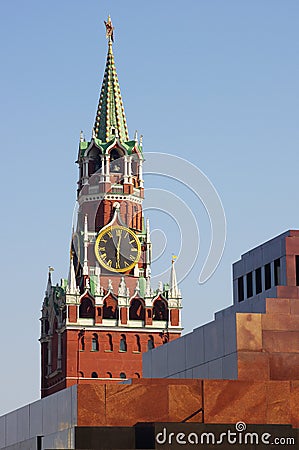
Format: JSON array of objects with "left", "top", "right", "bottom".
[{"left": 1, "top": 17, "right": 299, "bottom": 450}]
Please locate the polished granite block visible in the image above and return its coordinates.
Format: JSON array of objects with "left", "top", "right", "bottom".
[
  {"left": 5, "top": 410, "right": 18, "bottom": 447},
  {"left": 236, "top": 313, "right": 262, "bottom": 351},
  {"left": 204, "top": 380, "right": 267, "bottom": 424},
  {"left": 168, "top": 382, "right": 203, "bottom": 422},
  {"left": 290, "top": 381, "right": 299, "bottom": 428},
  {"left": 105, "top": 383, "right": 169, "bottom": 426},
  {"left": 0, "top": 416, "right": 5, "bottom": 448},
  {"left": 76, "top": 381, "right": 203, "bottom": 428},
  {"left": 266, "top": 381, "right": 290, "bottom": 424},
  {"left": 238, "top": 351, "right": 269, "bottom": 380},
  {"left": 263, "top": 330, "right": 299, "bottom": 353},
  {"left": 221, "top": 352, "right": 238, "bottom": 379},
  {"left": 266, "top": 298, "right": 291, "bottom": 314},
  {"left": 262, "top": 313, "right": 299, "bottom": 331},
  {"left": 269, "top": 353, "right": 299, "bottom": 380},
  {"left": 290, "top": 299, "right": 299, "bottom": 315},
  {"left": 77, "top": 384, "right": 106, "bottom": 426},
  {"left": 16, "top": 406, "right": 30, "bottom": 443}
]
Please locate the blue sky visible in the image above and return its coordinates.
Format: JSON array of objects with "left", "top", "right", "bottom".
[{"left": 0, "top": 0, "right": 298, "bottom": 414}]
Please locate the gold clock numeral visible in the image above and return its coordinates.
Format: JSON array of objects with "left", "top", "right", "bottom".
[
  {"left": 124, "top": 261, "right": 129, "bottom": 267},
  {"left": 107, "top": 231, "right": 112, "bottom": 238},
  {"left": 131, "top": 247, "right": 137, "bottom": 252},
  {"left": 129, "top": 239, "right": 135, "bottom": 244},
  {"left": 99, "top": 247, "right": 105, "bottom": 251},
  {"left": 124, "top": 232, "right": 129, "bottom": 238},
  {"left": 116, "top": 261, "right": 120, "bottom": 269},
  {"left": 116, "top": 229, "right": 122, "bottom": 237},
  {"left": 101, "top": 253, "right": 107, "bottom": 259},
  {"left": 129, "top": 255, "right": 135, "bottom": 261},
  {"left": 101, "top": 239, "right": 107, "bottom": 244},
  {"left": 107, "top": 260, "right": 112, "bottom": 267}
]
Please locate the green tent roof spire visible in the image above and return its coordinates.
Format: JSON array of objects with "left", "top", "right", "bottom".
[{"left": 94, "top": 16, "right": 129, "bottom": 143}]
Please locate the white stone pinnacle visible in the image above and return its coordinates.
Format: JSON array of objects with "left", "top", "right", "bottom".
[
  {"left": 68, "top": 255, "right": 77, "bottom": 295},
  {"left": 169, "top": 260, "right": 179, "bottom": 298}
]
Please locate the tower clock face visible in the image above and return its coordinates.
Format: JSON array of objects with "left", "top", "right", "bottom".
[{"left": 94, "top": 225, "right": 141, "bottom": 273}]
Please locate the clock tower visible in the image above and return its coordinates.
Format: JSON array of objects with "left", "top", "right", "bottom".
[{"left": 40, "top": 17, "right": 182, "bottom": 398}]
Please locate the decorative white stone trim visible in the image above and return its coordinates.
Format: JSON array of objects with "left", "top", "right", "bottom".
[
  {"left": 126, "top": 320, "right": 143, "bottom": 327},
  {"left": 76, "top": 318, "right": 95, "bottom": 326},
  {"left": 78, "top": 193, "right": 143, "bottom": 205},
  {"left": 102, "top": 319, "right": 118, "bottom": 326},
  {"left": 64, "top": 325, "right": 182, "bottom": 333}
]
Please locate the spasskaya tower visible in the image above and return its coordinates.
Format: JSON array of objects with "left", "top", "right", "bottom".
[{"left": 40, "top": 17, "right": 182, "bottom": 398}]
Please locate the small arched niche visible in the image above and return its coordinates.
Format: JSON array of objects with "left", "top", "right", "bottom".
[
  {"left": 119, "top": 334, "right": 127, "bottom": 352},
  {"left": 79, "top": 297, "right": 95, "bottom": 319},
  {"left": 103, "top": 295, "right": 118, "bottom": 319},
  {"left": 147, "top": 335, "right": 155, "bottom": 351},
  {"left": 91, "top": 333, "right": 99, "bottom": 351},
  {"left": 129, "top": 298, "right": 145, "bottom": 321},
  {"left": 153, "top": 299, "right": 168, "bottom": 321}
]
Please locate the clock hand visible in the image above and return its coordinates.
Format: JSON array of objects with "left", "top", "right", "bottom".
[{"left": 116, "top": 235, "right": 121, "bottom": 266}]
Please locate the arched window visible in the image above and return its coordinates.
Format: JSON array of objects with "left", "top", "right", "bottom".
[
  {"left": 79, "top": 371, "right": 84, "bottom": 378},
  {"left": 110, "top": 147, "right": 124, "bottom": 161},
  {"left": 120, "top": 372, "right": 127, "bottom": 379},
  {"left": 110, "top": 148, "right": 124, "bottom": 173},
  {"left": 134, "top": 372, "right": 141, "bottom": 378},
  {"left": 119, "top": 334, "right": 127, "bottom": 352},
  {"left": 91, "top": 372, "right": 98, "bottom": 378},
  {"left": 134, "top": 335, "right": 141, "bottom": 353},
  {"left": 106, "top": 333, "right": 113, "bottom": 351},
  {"left": 91, "top": 333, "right": 99, "bottom": 351},
  {"left": 129, "top": 298, "right": 145, "bottom": 320},
  {"left": 103, "top": 296, "right": 118, "bottom": 319},
  {"left": 106, "top": 372, "right": 112, "bottom": 378},
  {"left": 88, "top": 148, "right": 101, "bottom": 176},
  {"left": 148, "top": 335, "right": 155, "bottom": 350},
  {"left": 79, "top": 297, "right": 95, "bottom": 319},
  {"left": 153, "top": 299, "right": 168, "bottom": 321}
]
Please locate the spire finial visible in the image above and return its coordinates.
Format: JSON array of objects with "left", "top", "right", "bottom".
[
  {"left": 94, "top": 16, "right": 129, "bottom": 143},
  {"left": 48, "top": 266, "right": 54, "bottom": 283},
  {"left": 104, "top": 15, "right": 114, "bottom": 43}
]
